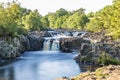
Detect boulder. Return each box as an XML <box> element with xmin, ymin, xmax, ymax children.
<box><xmin>27</xmin><ymin>35</ymin><xmax>44</xmax><ymax>51</ymax></box>
<box><xmin>59</xmin><ymin>37</ymin><xmax>90</xmax><ymax>52</ymax></box>
<box><xmin>39</xmin><ymin>31</ymin><xmax>52</xmax><ymax>37</ymax></box>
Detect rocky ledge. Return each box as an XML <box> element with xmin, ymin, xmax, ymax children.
<box><xmin>71</xmin><ymin>65</ymin><xmax>120</xmax><ymax>80</ymax></box>
<box><xmin>59</xmin><ymin>37</ymin><xmax>90</xmax><ymax>52</ymax></box>
<box><xmin>0</xmin><ymin>31</ymin><xmax>46</xmax><ymax>59</ymax></box>
<box><xmin>72</xmin><ymin>31</ymin><xmax>120</xmax><ymax>65</ymax></box>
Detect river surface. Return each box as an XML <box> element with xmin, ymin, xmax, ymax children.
<box><xmin>0</xmin><ymin>51</ymin><xmax>81</xmax><ymax>80</ymax></box>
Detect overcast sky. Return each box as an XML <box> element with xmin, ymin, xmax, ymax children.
<box><xmin>0</xmin><ymin>0</ymin><xmax>113</xmax><ymax>15</ymax></box>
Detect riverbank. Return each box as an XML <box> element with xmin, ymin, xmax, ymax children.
<box><xmin>57</xmin><ymin>31</ymin><xmax>120</xmax><ymax>80</ymax></box>
<box><xmin>1</xmin><ymin>30</ymin><xmax>120</xmax><ymax>65</ymax></box>
<box><xmin>75</xmin><ymin>32</ymin><xmax>120</xmax><ymax>66</ymax></box>
<box><xmin>71</xmin><ymin>65</ymin><xmax>120</xmax><ymax>80</ymax></box>
<box><xmin>0</xmin><ymin>31</ymin><xmax>45</xmax><ymax>59</ymax></box>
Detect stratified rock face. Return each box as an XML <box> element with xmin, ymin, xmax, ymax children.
<box><xmin>27</xmin><ymin>34</ymin><xmax>44</xmax><ymax>51</ymax></box>
<box><xmin>0</xmin><ymin>32</ymin><xmax>45</xmax><ymax>59</ymax></box>
<box><xmin>71</xmin><ymin>65</ymin><xmax>120</xmax><ymax>80</ymax></box>
<box><xmin>20</xmin><ymin>34</ymin><xmax>44</xmax><ymax>52</ymax></box>
<box><xmin>73</xmin><ymin>31</ymin><xmax>120</xmax><ymax>65</ymax></box>
<box><xmin>0</xmin><ymin>38</ymin><xmax>22</xmax><ymax>58</ymax></box>
<box><xmin>59</xmin><ymin>37</ymin><xmax>90</xmax><ymax>52</ymax></box>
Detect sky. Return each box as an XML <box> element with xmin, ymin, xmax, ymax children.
<box><xmin>0</xmin><ymin>0</ymin><xmax>113</xmax><ymax>16</ymax></box>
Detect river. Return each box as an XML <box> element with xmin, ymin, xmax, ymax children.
<box><xmin>0</xmin><ymin>51</ymin><xmax>81</xmax><ymax>80</ymax></box>
<box><xmin>0</xmin><ymin>32</ymin><xmax>86</xmax><ymax>80</ymax></box>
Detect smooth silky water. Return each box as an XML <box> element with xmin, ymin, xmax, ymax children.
<box><xmin>0</xmin><ymin>32</ymin><xmax>85</xmax><ymax>80</ymax></box>
<box><xmin>0</xmin><ymin>51</ymin><xmax>81</xmax><ymax>80</ymax></box>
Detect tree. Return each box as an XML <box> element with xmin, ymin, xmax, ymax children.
<box><xmin>56</xmin><ymin>8</ymin><xmax>68</xmax><ymax>17</ymax></box>
<box><xmin>86</xmin><ymin>0</ymin><xmax>120</xmax><ymax>39</ymax></box>
<box><xmin>22</xmin><ymin>10</ymin><xmax>42</xmax><ymax>31</ymax></box>
<box><xmin>47</xmin><ymin>13</ymin><xmax>57</xmax><ymax>28</ymax></box>
<box><xmin>41</xmin><ymin>16</ymin><xmax>49</xmax><ymax>28</ymax></box>
<box><xmin>0</xmin><ymin>3</ymin><xmax>18</xmax><ymax>37</ymax></box>
<box><xmin>66</xmin><ymin>9</ymin><xmax>89</xmax><ymax>29</ymax></box>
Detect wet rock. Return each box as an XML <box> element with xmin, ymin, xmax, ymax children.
<box><xmin>64</xmin><ymin>31</ymin><xmax>73</xmax><ymax>36</ymax></box>
<box><xmin>40</xmin><ymin>31</ymin><xmax>52</xmax><ymax>37</ymax></box>
<box><xmin>55</xmin><ymin>77</ymin><xmax>70</xmax><ymax>80</ymax></box>
<box><xmin>60</xmin><ymin>37</ymin><xmax>90</xmax><ymax>52</ymax></box>
<box><xmin>27</xmin><ymin>34</ymin><xmax>44</xmax><ymax>51</ymax></box>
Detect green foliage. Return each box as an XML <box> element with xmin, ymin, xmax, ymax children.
<box><xmin>1</xmin><ymin>0</ymin><xmax>120</xmax><ymax>40</ymax></box>
<box><xmin>56</xmin><ymin>8</ymin><xmax>68</xmax><ymax>17</ymax></box>
<box><xmin>87</xmin><ymin>12</ymin><xmax>94</xmax><ymax>18</ymax></box>
<box><xmin>42</xmin><ymin>8</ymin><xmax>89</xmax><ymax>30</ymax></box>
<box><xmin>97</xmin><ymin>51</ymin><xmax>120</xmax><ymax>65</ymax></box>
<box><xmin>66</xmin><ymin>9</ymin><xmax>89</xmax><ymax>29</ymax></box>
<box><xmin>0</xmin><ymin>2</ymin><xmax>19</xmax><ymax>37</ymax></box>
<box><xmin>86</xmin><ymin>0</ymin><xmax>120</xmax><ymax>39</ymax></box>
<box><xmin>22</xmin><ymin>10</ymin><xmax>42</xmax><ymax>31</ymax></box>
<box><xmin>0</xmin><ymin>1</ymin><xmax>89</xmax><ymax>36</ymax></box>
<box><xmin>0</xmin><ymin>2</ymin><xmax>43</xmax><ymax>37</ymax></box>
<box><xmin>41</xmin><ymin>16</ymin><xmax>49</xmax><ymax>28</ymax></box>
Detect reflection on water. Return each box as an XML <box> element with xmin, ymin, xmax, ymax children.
<box><xmin>0</xmin><ymin>51</ymin><xmax>80</xmax><ymax>80</ymax></box>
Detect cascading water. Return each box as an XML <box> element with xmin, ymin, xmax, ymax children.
<box><xmin>43</xmin><ymin>38</ymin><xmax>60</xmax><ymax>51</ymax></box>
<box><xmin>43</xmin><ymin>39</ymin><xmax>50</xmax><ymax>50</ymax></box>
<box><xmin>51</xmin><ymin>39</ymin><xmax>59</xmax><ymax>50</ymax></box>
<box><xmin>43</xmin><ymin>31</ymin><xmax>87</xmax><ymax>51</ymax></box>
<box><xmin>0</xmin><ymin>31</ymin><xmax>89</xmax><ymax>80</ymax></box>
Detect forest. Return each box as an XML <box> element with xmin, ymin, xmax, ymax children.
<box><xmin>0</xmin><ymin>0</ymin><xmax>120</xmax><ymax>39</ymax></box>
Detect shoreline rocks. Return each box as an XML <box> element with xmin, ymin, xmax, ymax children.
<box><xmin>0</xmin><ymin>32</ymin><xmax>45</xmax><ymax>59</ymax></box>
<box><xmin>71</xmin><ymin>65</ymin><xmax>120</xmax><ymax>80</ymax></box>
<box><xmin>59</xmin><ymin>37</ymin><xmax>90</xmax><ymax>52</ymax></box>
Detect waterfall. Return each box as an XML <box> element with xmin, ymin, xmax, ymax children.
<box><xmin>43</xmin><ymin>39</ymin><xmax>51</xmax><ymax>50</ymax></box>
<box><xmin>43</xmin><ymin>38</ymin><xmax>60</xmax><ymax>51</ymax></box>
<box><xmin>51</xmin><ymin>39</ymin><xmax>59</xmax><ymax>51</ymax></box>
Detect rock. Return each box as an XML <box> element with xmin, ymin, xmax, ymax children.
<box><xmin>40</xmin><ymin>31</ymin><xmax>52</xmax><ymax>37</ymax></box>
<box><xmin>107</xmin><ymin>65</ymin><xmax>116</xmax><ymax>71</ymax></box>
<box><xmin>71</xmin><ymin>65</ymin><xmax>120</xmax><ymax>80</ymax></box>
<box><xmin>55</xmin><ymin>77</ymin><xmax>70</xmax><ymax>80</ymax></box>
<box><xmin>64</xmin><ymin>31</ymin><xmax>73</xmax><ymax>36</ymax></box>
<box><xmin>0</xmin><ymin>31</ymin><xmax>45</xmax><ymax>59</ymax></box>
<box><xmin>27</xmin><ymin>34</ymin><xmax>44</xmax><ymax>51</ymax></box>
<box><xmin>0</xmin><ymin>38</ymin><xmax>21</xmax><ymax>58</ymax></box>
<box><xmin>59</xmin><ymin>37</ymin><xmax>90</xmax><ymax>52</ymax></box>
<box><xmin>75</xmin><ymin>33</ymin><xmax>120</xmax><ymax>65</ymax></box>
<box><xmin>19</xmin><ymin>35</ymin><xmax>30</xmax><ymax>51</ymax></box>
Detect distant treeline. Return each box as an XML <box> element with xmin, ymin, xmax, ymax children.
<box><xmin>0</xmin><ymin>0</ymin><xmax>120</xmax><ymax>39</ymax></box>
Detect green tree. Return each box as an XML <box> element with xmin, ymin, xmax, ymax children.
<box><xmin>41</xmin><ymin>16</ymin><xmax>49</xmax><ymax>28</ymax></box>
<box><xmin>0</xmin><ymin>3</ymin><xmax>19</xmax><ymax>37</ymax></box>
<box><xmin>86</xmin><ymin>0</ymin><xmax>120</xmax><ymax>39</ymax></box>
<box><xmin>22</xmin><ymin>10</ymin><xmax>42</xmax><ymax>31</ymax></box>
<box><xmin>56</xmin><ymin>8</ymin><xmax>68</xmax><ymax>17</ymax></box>
<box><xmin>47</xmin><ymin>13</ymin><xmax>57</xmax><ymax>28</ymax></box>
<box><xmin>66</xmin><ymin>9</ymin><xmax>89</xmax><ymax>29</ymax></box>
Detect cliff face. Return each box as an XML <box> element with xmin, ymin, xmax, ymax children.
<box><xmin>71</xmin><ymin>65</ymin><xmax>120</xmax><ymax>80</ymax></box>
<box><xmin>0</xmin><ymin>32</ymin><xmax>44</xmax><ymax>59</ymax></box>
<box><xmin>74</xmin><ymin>32</ymin><xmax>120</xmax><ymax>65</ymax></box>
<box><xmin>59</xmin><ymin>37</ymin><xmax>90</xmax><ymax>52</ymax></box>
